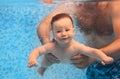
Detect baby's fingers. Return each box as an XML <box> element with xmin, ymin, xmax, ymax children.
<box><xmin>106</xmin><ymin>57</ymin><xmax>114</xmax><ymax>64</ymax></box>
<box><xmin>28</xmin><ymin>61</ymin><xmax>38</xmax><ymax>67</ymax></box>
<box><xmin>101</xmin><ymin>61</ymin><xmax>105</xmax><ymax>65</ymax></box>
<box><xmin>109</xmin><ymin>57</ymin><xmax>114</xmax><ymax>63</ymax></box>
<box><xmin>101</xmin><ymin>57</ymin><xmax>114</xmax><ymax>65</ymax></box>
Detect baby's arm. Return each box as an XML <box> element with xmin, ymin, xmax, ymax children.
<box><xmin>76</xmin><ymin>43</ymin><xmax>114</xmax><ymax>65</ymax></box>
<box><xmin>28</xmin><ymin>46</ymin><xmax>47</xmax><ymax>67</ymax></box>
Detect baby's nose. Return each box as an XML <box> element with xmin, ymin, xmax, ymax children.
<box><xmin>61</xmin><ymin>31</ymin><xmax>67</xmax><ymax>36</ymax></box>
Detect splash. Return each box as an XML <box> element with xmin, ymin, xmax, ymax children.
<box><xmin>39</xmin><ymin>0</ymin><xmax>82</xmax><ymax>4</ymax></box>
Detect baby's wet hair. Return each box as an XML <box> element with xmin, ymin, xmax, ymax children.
<box><xmin>51</xmin><ymin>13</ymin><xmax>73</xmax><ymax>29</ymax></box>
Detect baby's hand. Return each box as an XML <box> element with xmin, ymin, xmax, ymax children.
<box><xmin>28</xmin><ymin>58</ymin><xmax>38</xmax><ymax>68</ymax></box>
<box><xmin>101</xmin><ymin>56</ymin><xmax>114</xmax><ymax>65</ymax></box>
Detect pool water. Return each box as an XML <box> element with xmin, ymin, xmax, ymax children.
<box><xmin>0</xmin><ymin>1</ymin><xmax>87</xmax><ymax>79</ymax></box>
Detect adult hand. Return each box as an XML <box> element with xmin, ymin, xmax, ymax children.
<box><xmin>71</xmin><ymin>54</ymin><xmax>95</xmax><ymax>69</ymax></box>
<box><xmin>44</xmin><ymin>53</ymin><xmax>60</xmax><ymax>63</ymax></box>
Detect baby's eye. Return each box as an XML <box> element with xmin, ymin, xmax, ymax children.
<box><xmin>56</xmin><ymin>31</ymin><xmax>61</xmax><ymax>33</ymax></box>
<box><xmin>66</xmin><ymin>29</ymin><xmax>70</xmax><ymax>31</ymax></box>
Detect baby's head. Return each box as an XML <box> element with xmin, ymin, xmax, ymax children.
<box><xmin>51</xmin><ymin>13</ymin><xmax>73</xmax><ymax>28</ymax></box>
<box><xmin>51</xmin><ymin>13</ymin><xmax>75</xmax><ymax>44</ymax></box>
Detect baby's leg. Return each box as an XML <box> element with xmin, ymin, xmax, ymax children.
<box><xmin>38</xmin><ymin>66</ymin><xmax>46</xmax><ymax>75</ymax></box>
<box><xmin>38</xmin><ymin>57</ymin><xmax>53</xmax><ymax>75</ymax></box>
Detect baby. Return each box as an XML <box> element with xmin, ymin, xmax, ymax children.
<box><xmin>28</xmin><ymin>13</ymin><xmax>113</xmax><ymax>75</ymax></box>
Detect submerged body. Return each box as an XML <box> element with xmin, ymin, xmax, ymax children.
<box><xmin>28</xmin><ymin>13</ymin><xmax>113</xmax><ymax>75</ymax></box>
<box><xmin>37</xmin><ymin>1</ymin><xmax>120</xmax><ymax>79</ymax></box>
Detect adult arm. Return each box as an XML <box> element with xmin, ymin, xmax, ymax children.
<box><xmin>72</xmin><ymin>1</ymin><xmax>120</xmax><ymax>69</ymax></box>
<box><xmin>100</xmin><ymin>1</ymin><xmax>120</xmax><ymax>60</ymax></box>
<box><xmin>37</xmin><ymin>12</ymin><xmax>54</xmax><ymax>44</ymax></box>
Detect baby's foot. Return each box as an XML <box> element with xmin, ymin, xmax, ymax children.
<box><xmin>38</xmin><ymin>67</ymin><xmax>46</xmax><ymax>75</ymax></box>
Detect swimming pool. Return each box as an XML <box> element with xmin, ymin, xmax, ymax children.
<box><xmin>0</xmin><ymin>1</ymin><xmax>87</xmax><ymax>79</ymax></box>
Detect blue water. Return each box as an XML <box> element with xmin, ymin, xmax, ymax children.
<box><xmin>0</xmin><ymin>1</ymin><xmax>87</xmax><ymax>79</ymax></box>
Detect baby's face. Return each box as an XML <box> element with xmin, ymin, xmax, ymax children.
<box><xmin>52</xmin><ymin>17</ymin><xmax>74</xmax><ymax>44</ymax></box>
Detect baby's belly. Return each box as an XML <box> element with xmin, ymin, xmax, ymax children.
<box><xmin>60</xmin><ymin>58</ymin><xmax>72</xmax><ymax>64</ymax></box>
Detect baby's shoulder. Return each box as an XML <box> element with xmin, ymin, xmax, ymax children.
<box><xmin>72</xmin><ymin>40</ymin><xmax>86</xmax><ymax>49</ymax></box>
<box><xmin>41</xmin><ymin>42</ymin><xmax>55</xmax><ymax>51</ymax></box>
<box><xmin>44</xmin><ymin>42</ymin><xmax>55</xmax><ymax>48</ymax></box>
<box><xmin>72</xmin><ymin>40</ymin><xmax>82</xmax><ymax>46</ymax></box>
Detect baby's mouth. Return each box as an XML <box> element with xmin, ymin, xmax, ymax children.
<box><xmin>61</xmin><ymin>38</ymin><xmax>68</xmax><ymax>40</ymax></box>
